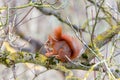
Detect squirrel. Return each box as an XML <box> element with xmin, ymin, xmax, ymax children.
<box><xmin>45</xmin><ymin>26</ymin><xmax>82</xmax><ymax>62</ymax></box>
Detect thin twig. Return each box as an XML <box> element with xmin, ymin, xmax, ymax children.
<box><xmin>91</xmin><ymin>0</ymin><xmax>105</xmax><ymax>47</ymax></box>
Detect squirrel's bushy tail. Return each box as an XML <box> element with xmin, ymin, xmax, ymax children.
<box><xmin>54</xmin><ymin>26</ymin><xmax>62</xmax><ymax>40</ymax></box>
<box><xmin>54</xmin><ymin>26</ymin><xmax>82</xmax><ymax>60</ymax></box>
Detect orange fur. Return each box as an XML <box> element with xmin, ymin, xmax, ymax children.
<box><xmin>45</xmin><ymin>26</ymin><xmax>82</xmax><ymax>62</ymax></box>
<box><xmin>53</xmin><ymin>26</ymin><xmax>62</xmax><ymax>40</ymax></box>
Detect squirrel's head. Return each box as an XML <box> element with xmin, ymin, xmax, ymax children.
<box><xmin>45</xmin><ymin>35</ymin><xmax>58</xmax><ymax>52</ymax></box>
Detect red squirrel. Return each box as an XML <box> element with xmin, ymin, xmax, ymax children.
<box><xmin>45</xmin><ymin>26</ymin><xmax>82</xmax><ymax>62</ymax></box>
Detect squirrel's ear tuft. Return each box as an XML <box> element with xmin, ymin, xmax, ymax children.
<box><xmin>48</xmin><ymin>35</ymin><xmax>52</xmax><ymax>40</ymax></box>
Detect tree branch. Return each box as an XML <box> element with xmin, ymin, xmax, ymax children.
<box><xmin>36</xmin><ymin>7</ymin><xmax>79</xmax><ymax>31</ymax></box>
<box><xmin>0</xmin><ymin>50</ymin><xmax>93</xmax><ymax>70</ymax></box>
<box><xmin>80</xmin><ymin>26</ymin><xmax>120</xmax><ymax>62</ymax></box>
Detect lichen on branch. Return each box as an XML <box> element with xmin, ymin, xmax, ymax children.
<box><xmin>80</xmin><ymin>26</ymin><xmax>120</xmax><ymax>62</ymax></box>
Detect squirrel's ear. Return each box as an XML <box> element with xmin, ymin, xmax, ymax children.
<box><xmin>48</xmin><ymin>35</ymin><xmax>52</xmax><ymax>40</ymax></box>
<box><xmin>48</xmin><ymin>35</ymin><xmax>57</xmax><ymax>42</ymax></box>
<box><xmin>48</xmin><ymin>35</ymin><xmax>55</xmax><ymax>40</ymax></box>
